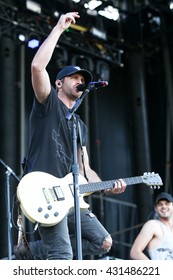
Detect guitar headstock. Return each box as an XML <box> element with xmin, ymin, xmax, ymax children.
<box><xmin>142</xmin><ymin>172</ymin><xmax>163</xmax><ymax>189</ymax></box>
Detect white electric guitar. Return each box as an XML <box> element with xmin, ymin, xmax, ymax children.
<box><xmin>17</xmin><ymin>171</ymin><xmax>162</xmax><ymax>227</ymax></box>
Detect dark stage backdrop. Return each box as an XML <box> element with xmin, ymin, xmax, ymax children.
<box><xmin>0</xmin><ymin>34</ymin><xmax>171</xmax><ymax>259</ymax></box>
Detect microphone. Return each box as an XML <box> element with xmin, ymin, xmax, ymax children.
<box><xmin>77</xmin><ymin>81</ymin><xmax>108</xmax><ymax>91</ymax></box>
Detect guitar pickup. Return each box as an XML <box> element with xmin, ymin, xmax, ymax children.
<box><xmin>53</xmin><ymin>186</ymin><xmax>65</xmax><ymax>201</ymax></box>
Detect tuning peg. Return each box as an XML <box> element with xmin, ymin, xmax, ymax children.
<box><xmin>150</xmin><ymin>185</ymin><xmax>161</xmax><ymax>189</ymax></box>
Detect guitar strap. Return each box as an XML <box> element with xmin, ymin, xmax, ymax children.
<box><xmin>16</xmin><ymin>138</ymin><xmax>35</xmax><ymax>257</ymax></box>
<box><xmin>78</xmin><ymin>120</ymin><xmax>89</xmax><ymax>182</ymax></box>
<box><xmin>16</xmin><ymin>204</ymin><xmax>34</xmax><ymax>259</ymax></box>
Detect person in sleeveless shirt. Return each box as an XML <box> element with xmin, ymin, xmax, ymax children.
<box><xmin>130</xmin><ymin>192</ymin><xmax>173</xmax><ymax>260</ymax></box>
<box><xmin>15</xmin><ymin>12</ymin><xmax>126</xmax><ymax>260</ymax></box>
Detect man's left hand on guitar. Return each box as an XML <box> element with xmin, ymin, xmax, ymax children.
<box><xmin>104</xmin><ymin>179</ymin><xmax>126</xmax><ymax>195</ymax></box>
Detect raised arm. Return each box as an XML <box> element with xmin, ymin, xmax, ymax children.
<box><xmin>31</xmin><ymin>12</ymin><xmax>80</xmax><ymax>103</ymax></box>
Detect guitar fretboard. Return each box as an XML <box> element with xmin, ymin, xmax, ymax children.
<box><xmin>79</xmin><ymin>176</ymin><xmax>143</xmax><ymax>194</ymax></box>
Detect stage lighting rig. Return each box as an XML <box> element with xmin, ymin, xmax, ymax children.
<box><xmin>26</xmin><ymin>0</ymin><xmax>41</xmax><ymax>14</ymax></box>
<box><xmin>90</xmin><ymin>27</ymin><xmax>107</xmax><ymax>41</ymax></box>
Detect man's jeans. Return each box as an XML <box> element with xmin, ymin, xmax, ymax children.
<box><xmin>30</xmin><ymin>209</ymin><xmax>110</xmax><ymax>259</ymax></box>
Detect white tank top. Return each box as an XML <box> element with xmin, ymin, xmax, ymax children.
<box><xmin>147</xmin><ymin>220</ymin><xmax>173</xmax><ymax>260</ymax></box>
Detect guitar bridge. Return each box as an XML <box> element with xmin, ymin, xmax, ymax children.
<box><xmin>53</xmin><ymin>186</ymin><xmax>65</xmax><ymax>201</ymax></box>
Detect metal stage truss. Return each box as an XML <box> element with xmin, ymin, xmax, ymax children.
<box><xmin>0</xmin><ymin>0</ymin><xmax>124</xmax><ymax>67</ymax></box>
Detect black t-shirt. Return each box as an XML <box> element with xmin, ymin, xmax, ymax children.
<box><xmin>26</xmin><ymin>86</ymin><xmax>87</xmax><ymax>178</ymax></box>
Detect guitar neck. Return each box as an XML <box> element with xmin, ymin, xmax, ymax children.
<box><xmin>79</xmin><ymin>176</ymin><xmax>144</xmax><ymax>194</ymax></box>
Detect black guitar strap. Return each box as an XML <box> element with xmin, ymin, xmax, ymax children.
<box><xmin>78</xmin><ymin>121</ymin><xmax>89</xmax><ymax>182</ymax></box>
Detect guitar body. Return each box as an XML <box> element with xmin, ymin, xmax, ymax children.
<box><xmin>17</xmin><ymin>171</ymin><xmax>162</xmax><ymax>227</ymax></box>
<box><xmin>17</xmin><ymin>172</ymin><xmax>89</xmax><ymax>227</ymax></box>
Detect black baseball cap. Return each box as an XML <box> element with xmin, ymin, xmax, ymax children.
<box><xmin>56</xmin><ymin>65</ymin><xmax>93</xmax><ymax>84</ymax></box>
<box><xmin>155</xmin><ymin>192</ymin><xmax>173</xmax><ymax>204</ymax></box>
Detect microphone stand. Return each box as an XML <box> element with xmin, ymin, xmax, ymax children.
<box><xmin>0</xmin><ymin>159</ymin><xmax>20</xmax><ymax>260</ymax></box>
<box><xmin>66</xmin><ymin>86</ymin><xmax>90</xmax><ymax>260</ymax></box>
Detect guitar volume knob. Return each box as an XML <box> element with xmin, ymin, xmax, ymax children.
<box><xmin>54</xmin><ymin>212</ymin><xmax>59</xmax><ymax>217</ymax></box>
<box><xmin>38</xmin><ymin>207</ymin><xmax>43</xmax><ymax>212</ymax></box>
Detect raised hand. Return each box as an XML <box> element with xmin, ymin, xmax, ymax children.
<box><xmin>57</xmin><ymin>12</ymin><xmax>80</xmax><ymax>31</ymax></box>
